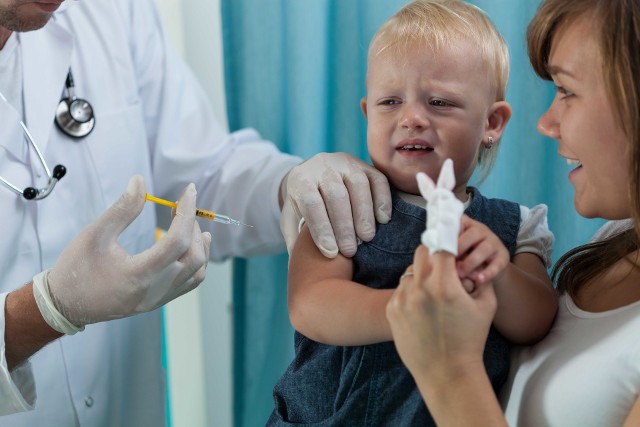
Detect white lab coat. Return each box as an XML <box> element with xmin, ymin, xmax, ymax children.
<box><xmin>0</xmin><ymin>0</ymin><xmax>300</xmax><ymax>424</ymax></box>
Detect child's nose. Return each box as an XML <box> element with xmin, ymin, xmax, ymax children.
<box><xmin>399</xmin><ymin>104</ymin><xmax>429</xmax><ymax>130</ymax></box>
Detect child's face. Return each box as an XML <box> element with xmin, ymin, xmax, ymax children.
<box><xmin>362</xmin><ymin>38</ymin><xmax>498</xmax><ymax>199</ymax></box>
<box><xmin>537</xmin><ymin>15</ymin><xmax>630</xmax><ymax>220</ymax></box>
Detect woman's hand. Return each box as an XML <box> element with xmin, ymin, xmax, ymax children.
<box><xmin>387</xmin><ymin>246</ymin><xmax>508</xmax><ymax>426</ymax></box>
<box><xmin>386</xmin><ymin>245</ymin><xmax>497</xmax><ymax>387</ymax></box>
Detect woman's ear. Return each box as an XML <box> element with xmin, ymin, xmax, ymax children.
<box><xmin>485</xmin><ymin>101</ymin><xmax>512</xmax><ymax>142</ymax></box>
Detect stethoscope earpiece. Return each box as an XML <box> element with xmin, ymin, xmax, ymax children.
<box><xmin>55</xmin><ymin>70</ymin><xmax>95</xmax><ymax>138</ymax></box>
<box><xmin>21</xmin><ymin>164</ymin><xmax>66</xmax><ymax>200</ymax></box>
<box><xmin>23</xmin><ymin>187</ymin><xmax>38</xmax><ymax>200</ymax></box>
<box><xmin>53</xmin><ymin>164</ymin><xmax>67</xmax><ymax>180</ymax></box>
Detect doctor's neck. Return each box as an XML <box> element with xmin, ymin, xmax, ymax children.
<box><xmin>0</xmin><ymin>27</ymin><xmax>10</xmax><ymax>49</ymax></box>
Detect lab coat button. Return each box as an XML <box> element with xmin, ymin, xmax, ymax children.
<box><xmin>85</xmin><ymin>396</ymin><xmax>94</xmax><ymax>407</ymax></box>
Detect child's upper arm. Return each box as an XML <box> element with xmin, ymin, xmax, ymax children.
<box><xmin>623</xmin><ymin>395</ymin><xmax>640</xmax><ymax>427</ymax></box>
<box><xmin>287</xmin><ymin>224</ymin><xmax>353</xmax><ymax>312</ymax></box>
<box><xmin>494</xmin><ymin>251</ymin><xmax>557</xmax><ymax>344</ymax></box>
<box><xmin>288</xmin><ymin>225</ymin><xmax>398</xmax><ymax>345</ymax></box>
<box><xmin>512</xmin><ymin>251</ymin><xmax>553</xmax><ymax>288</ymax></box>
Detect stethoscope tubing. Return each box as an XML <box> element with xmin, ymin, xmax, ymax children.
<box><xmin>0</xmin><ymin>69</ymin><xmax>92</xmax><ymax>199</ymax></box>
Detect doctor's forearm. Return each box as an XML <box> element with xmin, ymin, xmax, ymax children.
<box><xmin>5</xmin><ymin>284</ymin><xmax>62</xmax><ymax>370</ymax></box>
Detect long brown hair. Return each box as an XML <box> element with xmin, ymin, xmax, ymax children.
<box><xmin>527</xmin><ymin>0</ymin><xmax>640</xmax><ymax>295</ymax></box>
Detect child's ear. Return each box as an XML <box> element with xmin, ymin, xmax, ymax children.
<box><xmin>360</xmin><ymin>97</ymin><xmax>368</xmax><ymax>119</ymax></box>
<box><xmin>485</xmin><ymin>100</ymin><xmax>512</xmax><ymax>141</ymax></box>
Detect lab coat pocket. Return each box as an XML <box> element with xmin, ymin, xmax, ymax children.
<box><xmin>84</xmin><ymin>100</ymin><xmax>155</xmax><ymax>252</ymax></box>
<box><xmin>85</xmin><ymin>101</ymin><xmax>152</xmax><ymax>203</ymax></box>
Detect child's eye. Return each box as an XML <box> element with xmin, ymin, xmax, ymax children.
<box><xmin>430</xmin><ymin>99</ymin><xmax>450</xmax><ymax>107</ymax></box>
<box><xmin>379</xmin><ymin>98</ymin><xmax>401</xmax><ymax>106</ymax></box>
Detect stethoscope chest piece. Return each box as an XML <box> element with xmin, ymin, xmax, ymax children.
<box><xmin>55</xmin><ymin>69</ymin><xmax>95</xmax><ymax>138</ymax></box>
<box><xmin>55</xmin><ymin>97</ymin><xmax>95</xmax><ymax>138</ymax></box>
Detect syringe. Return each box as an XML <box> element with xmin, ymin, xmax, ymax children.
<box><xmin>145</xmin><ymin>193</ymin><xmax>253</xmax><ymax>227</ymax></box>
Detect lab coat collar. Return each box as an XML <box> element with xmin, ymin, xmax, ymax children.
<box><xmin>20</xmin><ymin>17</ymin><xmax>73</xmax><ymax>159</ymax></box>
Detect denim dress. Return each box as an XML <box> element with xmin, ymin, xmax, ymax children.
<box><xmin>268</xmin><ymin>188</ymin><xmax>520</xmax><ymax>426</ymax></box>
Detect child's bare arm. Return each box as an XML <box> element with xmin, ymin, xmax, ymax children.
<box><xmin>287</xmin><ymin>225</ymin><xmax>393</xmax><ymax>346</ymax></box>
<box><xmin>456</xmin><ymin>215</ymin><xmax>557</xmax><ymax>345</ymax></box>
<box><xmin>490</xmin><ymin>252</ymin><xmax>557</xmax><ymax>344</ymax></box>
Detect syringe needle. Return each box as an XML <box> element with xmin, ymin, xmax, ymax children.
<box><xmin>146</xmin><ymin>193</ymin><xmax>253</xmax><ymax>227</ymax></box>
<box><xmin>208</xmin><ymin>212</ymin><xmax>254</xmax><ymax>227</ymax></box>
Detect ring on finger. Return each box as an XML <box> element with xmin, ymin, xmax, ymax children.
<box><xmin>400</xmin><ymin>271</ymin><xmax>414</xmax><ymax>279</ymax></box>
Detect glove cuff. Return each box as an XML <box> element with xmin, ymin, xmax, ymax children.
<box><xmin>32</xmin><ymin>270</ymin><xmax>84</xmax><ymax>335</ymax></box>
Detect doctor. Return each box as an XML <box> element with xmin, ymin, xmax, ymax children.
<box><xmin>0</xmin><ymin>0</ymin><xmax>391</xmax><ymax>425</ymax></box>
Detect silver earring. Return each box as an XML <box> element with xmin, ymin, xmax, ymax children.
<box><xmin>486</xmin><ymin>136</ymin><xmax>494</xmax><ymax>149</ymax></box>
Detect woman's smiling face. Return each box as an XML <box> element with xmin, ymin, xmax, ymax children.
<box><xmin>537</xmin><ymin>13</ymin><xmax>630</xmax><ymax>220</ymax></box>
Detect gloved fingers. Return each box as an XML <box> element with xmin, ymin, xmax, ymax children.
<box><xmin>174</xmin><ymin>222</ymin><xmax>210</xmax><ymax>284</ymax></box>
<box><xmin>191</xmin><ymin>231</ymin><xmax>212</xmax><ymax>285</ymax></box>
<box><xmin>297</xmin><ymin>189</ymin><xmax>339</xmax><ymax>259</ymax></box>
<box><xmin>362</xmin><ymin>164</ymin><xmax>392</xmax><ymax>225</ymax></box>
<box><xmin>343</xmin><ymin>171</ymin><xmax>376</xmax><ymax>243</ymax></box>
<box><xmin>162</xmin><ymin>237</ymin><xmax>210</xmax><ymax>305</ymax></box>
<box><xmin>131</xmin><ymin>260</ymin><xmax>183</xmax><ymax>313</ymax></box>
<box><xmin>280</xmin><ymin>200</ymin><xmax>304</xmax><ymax>255</ymax></box>
<box><xmin>159</xmin><ymin>227</ymin><xmax>211</xmax><ymax>308</ymax></box>
<box><xmin>135</xmin><ymin>184</ymin><xmax>197</xmax><ymax>271</ymax></box>
<box><xmin>150</xmin><ymin>268</ymin><xmax>202</xmax><ymax>311</ymax></box>
<box><xmin>319</xmin><ymin>178</ymin><xmax>358</xmax><ymax>257</ymax></box>
<box><xmin>92</xmin><ymin>175</ymin><xmax>147</xmax><ymax>244</ymax></box>
<box><xmin>171</xmin><ymin>276</ymin><xmax>201</xmax><ymax>302</ymax></box>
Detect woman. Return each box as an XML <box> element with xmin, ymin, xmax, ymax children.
<box><xmin>386</xmin><ymin>0</ymin><xmax>640</xmax><ymax>425</ymax></box>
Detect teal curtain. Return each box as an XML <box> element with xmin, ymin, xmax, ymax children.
<box><xmin>221</xmin><ymin>1</ymin><xmax>605</xmax><ymax>426</ymax></box>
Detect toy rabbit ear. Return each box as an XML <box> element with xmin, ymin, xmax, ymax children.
<box><xmin>436</xmin><ymin>159</ymin><xmax>456</xmax><ymax>191</ymax></box>
<box><xmin>416</xmin><ymin>171</ymin><xmax>436</xmax><ymax>200</ymax></box>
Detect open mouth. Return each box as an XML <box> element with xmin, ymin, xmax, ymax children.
<box><xmin>566</xmin><ymin>158</ymin><xmax>582</xmax><ymax>168</ymax></box>
<box><xmin>397</xmin><ymin>145</ymin><xmax>434</xmax><ymax>152</ymax></box>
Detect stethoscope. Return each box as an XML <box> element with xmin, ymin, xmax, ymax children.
<box><xmin>0</xmin><ymin>69</ymin><xmax>94</xmax><ymax>200</ymax></box>
<box><xmin>55</xmin><ymin>69</ymin><xmax>95</xmax><ymax>138</ymax></box>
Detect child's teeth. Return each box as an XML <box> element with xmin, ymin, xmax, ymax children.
<box><xmin>567</xmin><ymin>159</ymin><xmax>580</xmax><ymax>166</ymax></box>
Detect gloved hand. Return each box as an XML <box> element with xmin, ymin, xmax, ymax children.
<box><xmin>280</xmin><ymin>152</ymin><xmax>392</xmax><ymax>258</ymax></box>
<box><xmin>33</xmin><ymin>176</ymin><xmax>212</xmax><ymax>334</ymax></box>
<box><xmin>416</xmin><ymin>158</ymin><xmax>464</xmax><ymax>256</ymax></box>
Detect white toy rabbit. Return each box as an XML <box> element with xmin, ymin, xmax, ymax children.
<box><xmin>416</xmin><ymin>158</ymin><xmax>464</xmax><ymax>255</ymax></box>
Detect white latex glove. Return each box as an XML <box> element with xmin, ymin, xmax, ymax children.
<box><xmin>33</xmin><ymin>176</ymin><xmax>212</xmax><ymax>334</ymax></box>
<box><xmin>281</xmin><ymin>152</ymin><xmax>392</xmax><ymax>258</ymax></box>
<box><xmin>417</xmin><ymin>159</ymin><xmax>464</xmax><ymax>256</ymax></box>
